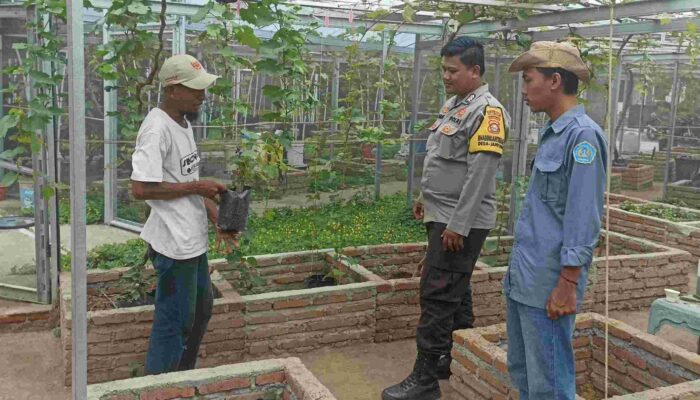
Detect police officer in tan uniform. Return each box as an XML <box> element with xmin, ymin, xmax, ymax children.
<box><xmin>383</xmin><ymin>37</ymin><xmax>510</xmax><ymax>400</ymax></box>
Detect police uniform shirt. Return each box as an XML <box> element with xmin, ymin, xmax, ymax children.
<box><xmin>420</xmin><ymin>83</ymin><xmax>511</xmax><ymax>236</ymax></box>
<box><xmin>504</xmin><ymin>105</ymin><xmax>608</xmax><ymax>310</ymax></box>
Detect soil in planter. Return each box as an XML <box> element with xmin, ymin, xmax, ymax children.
<box><xmin>371</xmin><ymin>265</ymin><xmax>416</xmax><ymax>280</ymax></box>
<box><xmin>305</xmin><ymin>274</ymin><xmax>337</xmax><ymax>288</ymax></box>
<box><xmin>87</xmin><ymin>289</ymin><xmax>155</xmax><ymax>312</ymax></box>
<box><xmin>87</xmin><ymin>286</ymin><xmax>221</xmax><ymax>311</ymax></box>
<box><xmin>593</xmin><ymin>243</ymin><xmax>639</xmax><ymax>257</ymax></box>
<box><xmin>230</xmin><ymin>265</ymin><xmax>358</xmax><ymax>296</ymax></box>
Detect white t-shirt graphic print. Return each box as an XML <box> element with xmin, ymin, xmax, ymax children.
<box><xmin>131</xmin><ymin>108</ymin><xmax>208</xmax><ymax>260</ymax></box>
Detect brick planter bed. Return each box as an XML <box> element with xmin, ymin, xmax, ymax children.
<box><xmin>341</xmin><ymin>232</ymin><xmax>690</xmax><ymax>342</ymax></box>
<box><xmin>341</xmin><ymin>240</ymin><xmax>510</xmax><ymax>343</ymax></box>
<box><xmin>614</xmin><ymin>164</ymin><xmax>654</xmax><ymax>190</ymax></box>
<box><xmin>60</xmin><ymin>249</ymin><xmax>377</xmax><ymax>385</ymax></box>
<box><xmin>86</xmin><ymin>357</ymin><xmax>335</xmax><ymax>400</ymax></box>
<box><xmin>630</xmin><ymin>154</ymin><xmax>676</xmax><ymax>182</ymax></box>
<box><xmin>450</xmin><ymin>313</ymin><xmax>700</xmax><ymax>400</ymax></box>
<box><xmin>60</xmin><ymin>233</ymin><xmax>691</xmax><ymax>385</ymax></box>
<box><xmin>0</xmin><ymin>303</ymin><xmax>54</xmax><ymax>333</ymax></box>
<box><xmin>667</xmin><ymin>181</ymin><xmax>700</xmax><ymax>209</ymax></box>
<box><xmin>605</xmin><ymin>197</ymin><xmax>700</xmax><ymax>262</ymax></box>
<box><xmin>610</xmin><ymin>172</ymin><xmax>622</xmax><ymax>193</ymax></box>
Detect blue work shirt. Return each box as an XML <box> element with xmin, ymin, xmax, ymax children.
<box><xmin>504</xmin><ymin>105</ymin><xmax>607</xmax><ymax>310</ymax></box>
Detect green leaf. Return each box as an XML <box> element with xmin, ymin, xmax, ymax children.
<box><xmin>366</xmin><ymin>8</ymin><xmax>390</xmax><ymax>20</ymax></box>
<box><xmin>0</xmin><ymin>147</ymin><xmax>25</xmax><ymax>160</ymax></box>
<box><xmin>206</xmin><ymin>23</ymin><xmax>223</xmax><ymax>38</ymax></box>
<box><xmin>255</xmin><ymin>59</ymin><xmax>284</xmax><ymax>75</ymax></box>
<box><xmin>456</xmin><ymin>9</ymin><xmax>475</xmax><ymax>24</ymax></box>
<box><xmin>261</xmin><ymin>164</ymin><xmax>279</xmax><ymax>179</ymax></box>
<box><xmin>0</xmin><ymin>114</ymin><xmax>19</xmax><ymax>139</ymax></box>
<box><xmin>516</xmin><ymin>10</ymin><xmax>529</xmax><ymax>21</ymax></box>
<box><xmin>261</xmin><ymin>112</ymin><xmax>282</xmax><ymax>122</ymax></box>
<box><xmin>688</xmin><ymin>22</ymin><xmax>698</xmax><ymax>34</ymax></box>
<box><xmin>42</xmin><ymin>186</ymin><xmax>55</xmax><ymax>201</ymax></box>
<box><xmin>235</xmin><ymin>26</ymin><xmax>261</xmax><ymax>49</ymax></box>
<box><xmin>191</xmin><ymin>1</ymin><xmax>213</xmax><ymax>23</ymax></box>
<box><xmin>402</xmin><ymin>4</ymin><xmax>415</xmax><ymax>23</ymax></box>
<box><xmin>262</xmin><ymin>85</ymin><xmax>286</xmax><ymax>101</ymax></box>
<box><xmin>28</xmin><ymin>70</ymin><xmax>55</xmax><ymax>84</ymax></box>
<box><xmin>660</xmin><ymin>17</ymin><xmax>671</xmax><ymax>25</ymax></box>
<box><xmin>127</xmin><ymin>2</ymin><xmax>149</xmax><ymax>15</ymax></box>
<box><xmin>516</xmin><ymin>34</ymin><xmax>532</xmax><ymax>50</ymax></box>
<box><xmin>0</xmin><ymin>172</ymin><xmax>18</xmax><ymax>187</ymax></box>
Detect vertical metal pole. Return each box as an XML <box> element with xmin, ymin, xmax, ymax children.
<box><xmin>330</xmin><ymin>57</ymin><xmax>340</xmax><ymax>158</ymax></box>
<box><xmin>173</xmin><ymin>16</ymin><xmax>186</xmax><ymax>55</ymax></box>
<box><xmin>375</xmin><ymin>31</ymin><xmax>388</xmax><ymax>200</ymax></box>
<box><xmin>493</xmin><ymin>54</ymin><xmax>501</xmax><ymax>99</ymax></box>
<box><xmin>35</xmin><ymin>11</ymin><xmax>55</xmax><ymax>304</ymax></box>
<box><xmin>103</xmin><ymin>21</ymin><xmax>117</xmax><ymax>224</ymax></box>
<box><xmin>25</xmin><ymin>6</ymin><xmax>50</xmax><ymax>303</ymax></box>
<box><xmin>663</xmin><ymin>61</ymin><xmax>681</xmax><ymax>198</ymax></box>
<box><xmin>37</xmin><ymin>11</ymin><xmax>61</xmax><ymax>303</ymax></box>
<box><xmin>508</xmin><ymin>78</ymin><xmax>529</xmax><ymax>234</ymax></box>
<box><xmin>636</xmin><ymin>77</ymin><xmax>646</xmax><ymax>154</ymax></box>
<box><xmin>407</xmin><ymin>34</ymin><xmax>421</xmax><ymax>206</ymax></box>
<box><xmin>611</xmin><ymin>62</ymin><xmax>622</xmax><ymax>159</ymax></box>
<box><xmin>0</xmin><ymin>34</ymin><xmax>4</xmax><ymax>182</ymax></box>
<box><xmin>67</xmin><ymin>0</ymin><xmax>87</xmax><ymax>397</ymax></box>
<box><xmin>46</xmin><ymin>76</ymin><xmax>60</xmax><ymax>303</ymax></box>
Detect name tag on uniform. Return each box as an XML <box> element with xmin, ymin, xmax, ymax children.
<box><xmin>468</xmin><ymin>106</ymin><xmax>506</xmax><ymax>155</ymax></box>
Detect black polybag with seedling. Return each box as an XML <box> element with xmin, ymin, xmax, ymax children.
<box><xmin>217</xmin><ymin>187</ymin><xmax>252</xmax><ymax>232</ymax></box>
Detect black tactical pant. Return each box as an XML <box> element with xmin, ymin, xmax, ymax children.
<box><xmin>416</xmin><ymin>222</ymin><xmax>490</xmax><ymax>355</ymax></box>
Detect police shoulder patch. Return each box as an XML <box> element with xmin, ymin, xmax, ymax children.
<box><xmin>573</xmin><ymin>141</ymin><xmax>597</xmax><ymax>164</ymax></box>
<box><xmin>468</xmin><ymin>106</ymin><xmax>505</xmax><ymax>155</ymax></box>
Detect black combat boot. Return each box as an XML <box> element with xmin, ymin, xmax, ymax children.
<box><xmin>437</xmin><ymin>354</ymin><xmax>451</xmax><ymax>380</ymax></box>
<box><xmin>381</xmin><ymin>352</ymin><xmax>441</xmax><ymax>400</ymax></box>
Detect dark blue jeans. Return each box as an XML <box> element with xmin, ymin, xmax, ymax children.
<box><xmin>507</xmin><ymin>297</ymin><xmax>576</xmax><ymax>400</ymax></box>
<box><xmin>145</xmin><ymin>250</ymin><xmax>213</xmax><ymax>375</ymax></box>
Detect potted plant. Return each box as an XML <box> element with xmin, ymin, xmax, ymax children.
<box><xmin>220</xmin><ymin>130</ymin><xmax>288</xmax><ymax>230</ymax></box>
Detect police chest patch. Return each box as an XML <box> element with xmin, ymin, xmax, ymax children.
<box><xmin>573</xmin><ymin>141</ymin><xmax>596</xmax><ymax>164</ymax></box>
<box><xmin>440</xmin><ymin>122</ymin><xmax>457</xmax><ymax>136</ymax></box>
<box><xmin>455</xmin><ymin>106</ymin><xmax>468</xmax><ymax>119</ymax></box>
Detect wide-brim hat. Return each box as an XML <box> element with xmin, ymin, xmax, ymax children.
<box><xmin>509</xmin><ymin>41</ymin><xmax>590</xmax><ymax>83</ymax></box>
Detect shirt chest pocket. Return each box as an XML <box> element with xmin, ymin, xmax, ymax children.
<box><xmin>533</xmin><ymin>157</ymin><xmax>566</xmax><ymax>203</ymax></box>
<box><xmin>433</xmin><ymin>123</ymin><xmax>467</xmax><ymax>161</ymax></box>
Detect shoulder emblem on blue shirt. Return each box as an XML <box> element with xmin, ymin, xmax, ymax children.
<box><xmin>573</xmin><ymin>141</ymin><xmax>596</xmax><ymax>164</ymax></box>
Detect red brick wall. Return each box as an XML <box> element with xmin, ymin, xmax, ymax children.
<box><xmin>86</xmin><ymin>357</ymin><xmax>335</xmax><ymax>400</ymax></box>
<box><xmin>450</xmin><ymin>314</ymin><xmax>700</xmax><ymax>400</ymax></box>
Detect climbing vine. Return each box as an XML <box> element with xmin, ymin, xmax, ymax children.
<box><xmin>0</xmin><ymin>0</ymin><xmax>66</xmax><ymax>191</ymax></box>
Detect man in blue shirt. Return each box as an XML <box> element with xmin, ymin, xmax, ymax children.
<box><xmin>505</xmin><ymin>42</ymin><xmax>607</xmax><ymax>399</ymax></box>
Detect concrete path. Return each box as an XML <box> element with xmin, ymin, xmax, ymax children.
<box><xmin>0</xmin><ymin>197</ymin><xmax>139</xmax><ymax>291</ymax></box>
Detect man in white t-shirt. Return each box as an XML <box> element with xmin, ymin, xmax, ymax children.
<box><xmin>130</xmin><ymin>54</ymin><xmax>237</xmax><ymax>374</ymax></box>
